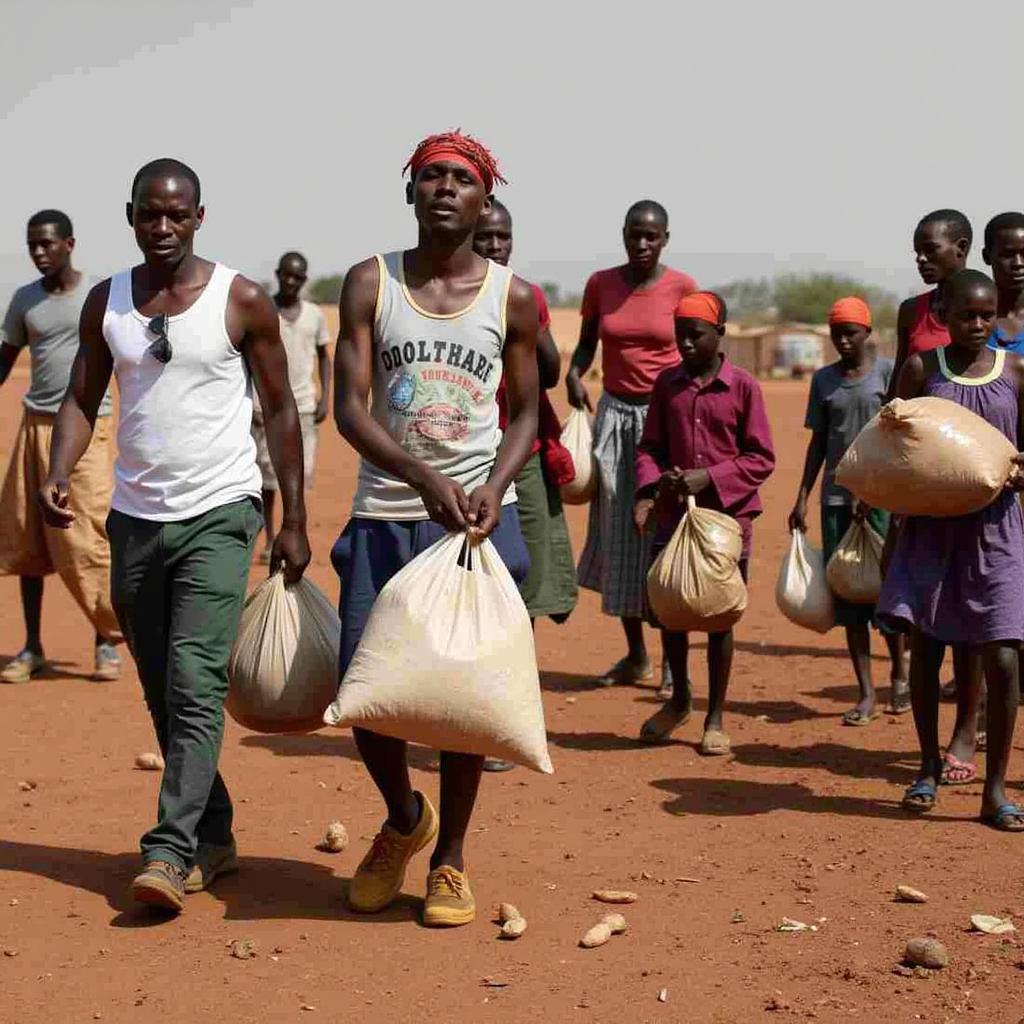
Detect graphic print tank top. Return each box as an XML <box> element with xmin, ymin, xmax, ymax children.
<box><xmin>352</xmin><ymin>252</ymin><xmax>516</xmax><ymax>520</ymax></box>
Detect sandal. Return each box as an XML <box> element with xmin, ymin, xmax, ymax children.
<box><xmin>639</xmin><ymin>703</ymin><xmax>691</xmax><ymax>745</ymax></box>
<box><xmin>901</xmin><ymin>779</ymin><xmax>937</xmax><ymax>813</ymax></box>
<box><xmin>596</xmin><ymin>657</ymin><xmax>653</xmax><ymax>688</ymax></box>
<box><xmin>700</xmin><ymin>729</ymin><xmax>731</xmax><ymax>757</ymax></box>
<box><xmin>939</xmin><ymin>752</ymin><xmax>977</xmax><ymax>786</ymax></box>
<box><xmin>887</xmin><ymin>688</ymin><xmax>912</xmax><ymax>715</ymax></box>
<box><xmin>842</xmin><ymin>707</ymin><xmax>880</xmax><ymax>727</ymax></box>
<box><xmin>980</xmin><ymin>803</ymin><xmax>1024</xmax><ymax>832</ymax></box>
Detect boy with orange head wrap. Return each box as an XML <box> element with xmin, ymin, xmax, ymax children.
<box><xmin>790</xmin><ymin>296</ymin><xmax>907</xmax><ymax>726</ymax></box>
<box><xmin>633</xmin><ymin>292</ymin><xmax>775</xmax><ymax>754</ymax></box>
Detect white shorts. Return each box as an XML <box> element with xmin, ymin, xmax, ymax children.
<box><xmin>252</xmin><ymin>411</ymin><xmax>318</xmax><ymax>491</ymax></box>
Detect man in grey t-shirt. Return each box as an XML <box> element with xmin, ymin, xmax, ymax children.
<box><xmin>0</xmin><ymin>209</ymin><xmax>121</xmax><ymax>683</ymax></box>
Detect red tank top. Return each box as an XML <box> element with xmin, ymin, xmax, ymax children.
<box><xmin>908</xmin><ymin>291</ymin><xmax>949</xmax><ymax>355</ymax></box>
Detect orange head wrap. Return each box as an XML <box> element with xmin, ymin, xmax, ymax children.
<box><xmin>675</xmin><ymin>291</ymin><xmax>724</xmax><ymax>325</ymax></box>
<box><xmin>828</xmin><ymin>296</ymin><xmax>872</xmax><ymax>328</ymax></box>
<box><xmin>403</xmin><ymin>130</ymin><xmax>507</xmax><ymax>194</ymax></box>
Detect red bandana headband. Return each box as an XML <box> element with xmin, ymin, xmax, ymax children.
<box><xmin>403</xmin><ymin>131</ymin><xmax>507</xmax><ymax>194</ymax></box>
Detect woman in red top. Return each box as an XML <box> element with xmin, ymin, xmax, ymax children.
<box><xmin>566</xmin><ymin>200</ymin><xmax>696</xmax><ymax>688</ymax></box>
<box><xmin>890</xmin><ymin>209</ymin><xmax>972</xmax><ymax>393</ymax></box>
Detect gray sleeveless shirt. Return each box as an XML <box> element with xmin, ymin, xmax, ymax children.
<box><xmin>352</xmin><ymin>251</ymin><xmax>517</xmax><ymax>520</ymax></box>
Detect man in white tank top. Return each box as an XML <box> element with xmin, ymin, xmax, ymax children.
<box><xmin>333</xmin><ymin>131</ymin><xmax>540</xmax><ymax>927</ymax></box>
<box><xmin>40</xmin><ymin>158</ymin><xmax>311</xmax><ymax>914</ymax></box>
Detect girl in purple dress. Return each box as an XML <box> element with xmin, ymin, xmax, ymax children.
<box><xmin>879</xmin><ymin>270</ymin><xmax>1024</xmax><ymax>830</ymax></box>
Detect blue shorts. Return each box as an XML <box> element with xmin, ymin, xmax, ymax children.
<box><xmin>331</xmin><ymin>506</ymin><xmax>530</xmax><ymax>678</ymax></box>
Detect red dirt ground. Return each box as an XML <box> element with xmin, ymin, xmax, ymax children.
<box><xmin>2</xmin><ymin>372</ymin><xmax>1023</xmax><ymax>1024</ymax></box>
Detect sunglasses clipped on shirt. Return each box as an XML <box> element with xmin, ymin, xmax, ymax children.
<box><xmin>146</xmin><ymin>313</ymin><xmax>172</xmax><ymax>364</ymax></box>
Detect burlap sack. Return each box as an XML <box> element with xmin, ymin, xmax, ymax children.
<box><xmin>323</xmin><ymin>532</ymin><xmax>553</xmax><ymax>774</ymax></box>
<box><xmin>559</xmin><ymin>408</ymin><xmax>597</xmax><ymax>505</ymax></box>
<box><xmin>826</xmin><ymin>518</ymin><xmax>884</xmax><ymax>604</ymax></box>
<box><xmin>835</xmin><ymin>396</ymin><xmax>1017</xmax><ymax>516</ymax></box>
<box><xmin>776</xmin><ymin>530</ymin><xmax>834</xmax><ymax>633</ymax></box>
<box><xmin>646</xmin><ymin>497</ymin><xmax>747</xmax><ymax>633</ymax></box>
<box><xmin>227</xmin><ymin>573</ymin><xmax>341</xmax><ymax>734</ymax></box>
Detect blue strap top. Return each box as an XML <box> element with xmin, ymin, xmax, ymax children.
<box><xmin>989</xmin><ymin>323</ymin><xmax>1024</xmax><ymax>354</ymax></box>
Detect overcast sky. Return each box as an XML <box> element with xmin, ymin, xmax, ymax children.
<box><xmin>2</xmin><ymin>0</ymin><xmax>1022</xmax><ymax>306</ymax></box>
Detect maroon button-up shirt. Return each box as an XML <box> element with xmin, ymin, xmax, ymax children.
<box><xmin>635</xmin><ymin>356</ymin><xmax>775</xmax><ymax>557</ymax></box>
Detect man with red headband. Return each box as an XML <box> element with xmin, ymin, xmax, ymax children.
<box><xmin>634</xmin><ymin>291</ymin><xmax>774</xmax><ymax>754</ymax></box>
<box><xmin>330</xmin><ymin>131</ymin><xmax>539</xmax><ymax>927</ymax></box>
<box><xmin>790</xmin><ymin>296</ymin><xmax>907</xmax><ymax>725</ymax></box>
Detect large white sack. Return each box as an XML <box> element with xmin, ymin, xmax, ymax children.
<box><xmin>227</xmin><ymin>573</ymin><xmax>341</xmax><ymax>734</ymax></box>
<box><xmin>559</xmin><ymin>408</ymin><xmax>598</xmax><ymax>505</ymax></box>
<box><xmin>835</xmin><ymin>396</ymin><xmax>1017</xmax><ymax>516</ymax></box>
<box><xmin>647</xmin><ymin>497</ymin><xmax>747</xmax><ymax>633</ymax></box>
<box><xmin>323</xmin><ymin>532</ymin><xmax>553</xmax><ymax>774</ymax></box>
<box><xmin>826</xmin><ymin>518</ymin><xmax>884</xmax><ymax>604</ymax></box>
<box><xmin>775</xmin><ymin>530</ymin><xmax>834</xmax><ymax>633</ymax></box>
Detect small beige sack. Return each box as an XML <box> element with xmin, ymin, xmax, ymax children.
<box><xmin>227</xmin><ymin>573</ymin><xmax>341</xmax><ymax>734</ymax></box>
<box><xmin>826</xmin><ymin>518</ymin><xmax>884</xmax><ymax>604</ymax></box>
<box><xmin>646</xmin><ymin>496</ymin><xmax>747</xmax><ymax>633</ymax></box>
<box><xmin>835</xmin><ymin>396</ymin><xmax>1017</xmax><ymax>516</ymax></box>
<box><xmin>776</xmin><ymin>530</ymin><xmax>834</xmax><ymax>633</ymax></box>
<box><xmin>323</xmin><ymin>531</ymin><xmax>553</xmax><ymax>774</ymax></box>
<box><xmin>559</xmin><ymin>408</ymin><xmax>598</xmax><ymax>505</ymax></box>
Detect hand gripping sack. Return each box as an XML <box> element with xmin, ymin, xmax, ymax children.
<box><xmin>835</xmin><ymin>396</ymin><xmax>1017</xmax><ymax>516</ymax></box>
<box><xmin>323</xmin><ymin>532</ymin><xmax>553</xmax><ymax>774</ymax></box>
<box><xmin>559</xmin><ymin>408</ymin><xmax>597</xmax><ymax>505</ymax></box>
<box><xmin>646</xmin><ymin>497</ymin><xmax>747</xmax><ymax>633</ymax></box>
<box><xmin>825</xmin><ymin>518</ymin><xmax>884</xmax><ymax>604</ymax></box>
<box><xmin>227</xmin><ymin>573</ymin><xmax>341</xmax><ymax>734</ymax></box>
<box><xmin>775</xmin><ymin>530</ymin><xmax>834</xmax><ymax>633</ymax></box>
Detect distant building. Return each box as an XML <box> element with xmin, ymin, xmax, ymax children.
<box><xmin>724</xmin><ymin>322</ymin><xmax>895</xmax><ymax>378</ymax></box>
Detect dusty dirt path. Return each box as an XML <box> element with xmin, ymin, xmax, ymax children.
<box><xmin>1</xmin><ymin>376</ymin><xmax>1022</xmax><ymax>1023</ymax></box>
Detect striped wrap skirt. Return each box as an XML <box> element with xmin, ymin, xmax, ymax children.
<box><xmin>577</xmin><ymin>392</ymin><xmax>653</xmax><ymax>618</ymax></box>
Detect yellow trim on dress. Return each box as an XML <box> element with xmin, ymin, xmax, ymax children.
<box><xmin>397</xmin><ymin>251</ymin><xmax>493</xmax><ymax>320</ymax></box>
<box><xmin>937</xmin><ymin>345</ymin><xmax>1004</xmax><ymax>386</ymax></box>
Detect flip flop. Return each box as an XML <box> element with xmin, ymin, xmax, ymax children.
<box><xmin>887</xmin><ymin>689</ymin><xmax>912</xmax><ymax>715</ymax></box>
<box><xmin>700</xmin><ymin>729</ymin><xmax>731</xmax><ymax>756</ymax></box>
<box><xmin>841</xmin><ymin>707</ymin><xmax>880</xmax><ymax>727</ymax></box>
<box><xmin>939</xmin><ymin>752</ymin><xmax>978</xmax><ymax>786</ymax></box>
<box><xmin>980</xmin><ymin>803</ymin><xmax>1024</xmax><ymax>833</ymax></box>
<box><xmin>639</xmin><ymin>704</ymin><xmax>691</xmax><ymax>745</ymax></box>
<box><xmin>901</xmin><ymin>779</ymin><xmax>937</xmax><ymax>814</ymax></box>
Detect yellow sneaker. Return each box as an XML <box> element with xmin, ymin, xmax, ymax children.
<box><xmin>422</xmin><ymin>865</ymin><xmax>475</xmax><ymax>927</ymax></box>
<box><xmin>347</xmin><ymin>792</ymin><xmax>438</xmax><ymax>914</ymax></box>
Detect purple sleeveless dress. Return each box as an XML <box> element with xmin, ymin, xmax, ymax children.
<box><xmin>877</xmin><ymin>347</ymin><xmax>1024</xmax><ymax>644</ymax></box>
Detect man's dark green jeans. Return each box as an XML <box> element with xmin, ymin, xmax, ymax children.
<box><xmin>107</xmin><ymin>498</ymin><xmax>262</xmax><ymax>871</ymax></box>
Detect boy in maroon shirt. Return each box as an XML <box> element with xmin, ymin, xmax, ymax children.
<box><xmin>634</xmin><ymin>291</ymin><xmax>775</xmax><ymax>754</ymax></box>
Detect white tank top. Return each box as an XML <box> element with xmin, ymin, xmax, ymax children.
<box><xmin>352</xmin><ymin>251</ymin><xmax>516</xmax><ymax>520</ymax></box>
<box><xmin>103</xmin><ymin>263</ymin><xmax>262</xmax><ymax>521</ymax></box>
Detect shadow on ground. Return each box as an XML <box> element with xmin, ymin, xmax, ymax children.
<box><xmin>0</xmin><ymin>840</ymin><xmax>424</xmax><ymax>926</ymax></box>
<box><xmin>649</xmin><ymin>776</ymin><xmax>965</xmax><ymax>822</ymax></box>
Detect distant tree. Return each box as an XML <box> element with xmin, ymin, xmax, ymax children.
<box><xmin>540</xmin><ymin>281</ymin><xmax>562</xmax><ymax>307</ymax></box>
<box><xmin>715</xmin><ymin>278</ymin><xmax>775</xmax><ymax>322</ymax></box>
<box><xmin>308</xmin><ymin>274</ymin><xmax>345</xmax><ymax>305</ymax></box>
<box><xmin>772</xmin><ymin>273</ymin><xmax>899</xmax><ymax>326</ymax></box>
